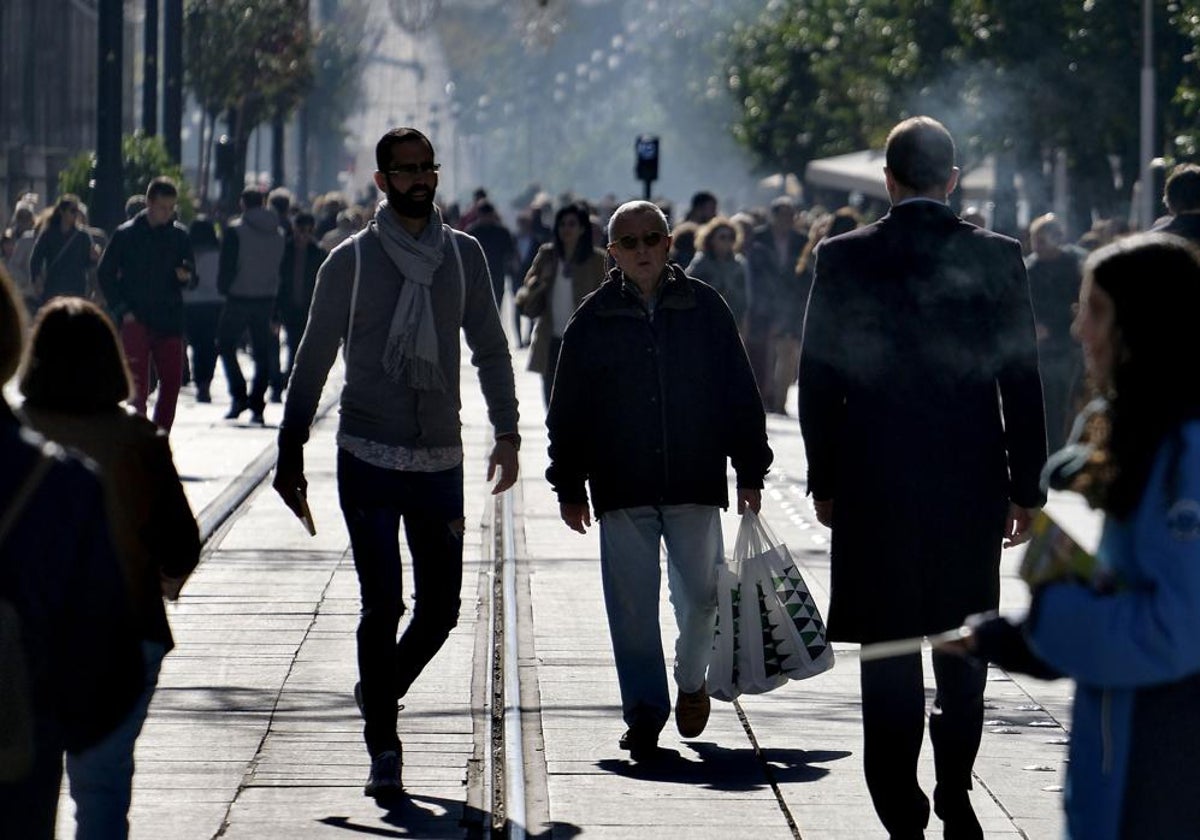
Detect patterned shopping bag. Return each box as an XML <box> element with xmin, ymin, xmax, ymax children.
<box><xmin>708</xmin><ymin>510</ymin><xmax>834</xmax><ymax>700</ymax></box>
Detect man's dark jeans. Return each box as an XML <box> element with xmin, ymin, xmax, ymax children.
<box><xmin>217</xmin><ymin>297</ymin><xmax>274</xmax><ymax>412</ymax></box>
<box><xmin>337</xmin><ymin>451</ymin><xmax>464</xmax><ymax>758</ymax></box>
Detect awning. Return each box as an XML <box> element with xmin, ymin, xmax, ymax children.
<box><xmin>804</xmin><ymin>149</ymin><xmax>998</xmax><ymax>201</ymax></box>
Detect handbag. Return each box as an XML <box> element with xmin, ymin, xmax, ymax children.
<box><xmin>708</xmin><ymin>509</ymin><xmax>834</xmax><ymax>700</ymax></box>
<box><xmin>514</xmin><ymin>276</ymin><xmax>549</xmax><ymax>318</ymax></box>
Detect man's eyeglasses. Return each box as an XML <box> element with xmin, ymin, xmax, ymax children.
<box><xmin>613</xmin><ymin>231</ymin><xmax>667</xmax><ymax>251</ymax></box>
<box><xmin>384</xmin><ymin>163</ymin><xmax>441</xmax><ymax>177</ymax></box>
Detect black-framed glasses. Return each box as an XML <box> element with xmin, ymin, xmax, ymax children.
<box><xmin>613</xmin><ymin>231</ymin><xmax>666</xmax><ymax>251</ymax></box>
<box><xmin>384</xmin><ymin>162</ymin><xmax>441</xmax><ymax>177</ymax></box>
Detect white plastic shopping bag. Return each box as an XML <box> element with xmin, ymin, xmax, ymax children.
<box><xmin>708</xmin><ymin>509</ymin><xmax>834</xmax><ymax>700</ymax></box>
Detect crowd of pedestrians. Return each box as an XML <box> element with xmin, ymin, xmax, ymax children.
<box><xmin>3</xmin><ymin>118</ymin><xmax>1200</xmax><ymax>840</ymax></box>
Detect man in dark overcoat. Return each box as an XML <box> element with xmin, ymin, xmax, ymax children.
<box><xmin>797</xmin><ymin>116</ymin><xmax>1047</xmax><ymax>840</ymax></box>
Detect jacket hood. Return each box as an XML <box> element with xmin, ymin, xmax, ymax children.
<box><xmin>242</xmin><ymin>206</ymin><xmax>282</xmax><ymax>234</ymax></box>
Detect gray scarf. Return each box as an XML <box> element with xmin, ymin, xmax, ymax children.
<box><xmin>374</xmin><ymin>200</ymin><xmax>447</xmax><ymax>391</ymax></box>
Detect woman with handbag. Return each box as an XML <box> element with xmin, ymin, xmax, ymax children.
<box><xmin>514</xmin><ymin>203</ymin><xmax>606</xmax><ymax>406</ymax></box>
<box><xmin>946</xmin><ymin>233</ymin><xmax>1200</xmax><ymax>840</ymax></box>
<box><xmin>19</xmin><ymin>296</ymin><xmax>200</xmax><ymax>839</ymax></box>
<box><xmin>28</xmin><ymin>195</ymin><xmax>97</xmax><ymax>304</ymax></box>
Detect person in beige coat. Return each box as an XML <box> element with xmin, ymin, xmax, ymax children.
<box><xmin>515</xmin><ymin>203</ymin><xmax>606</xmax><ymax>406</ymax></box>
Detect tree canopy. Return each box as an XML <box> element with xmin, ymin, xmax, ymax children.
<box><xmin>184</xmin><ymin>0</ymin><xmax>314</xmax><ymax>200</ymax></box>
<box><xmin>727</xmin><ymin>0</ymin><xmax>1200</xmax><ymax>230</ymax></box>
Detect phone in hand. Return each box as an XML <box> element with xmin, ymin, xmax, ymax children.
<box><xmin>295</xmin><ymin>489</ymin><xmax>316</xmax><ymax>536</ymax></box>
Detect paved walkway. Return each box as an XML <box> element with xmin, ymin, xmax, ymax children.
<box><xmin>48</xmin><ymin>340</ymin><xmax>1086</xmax><ymax>839</ymax></box>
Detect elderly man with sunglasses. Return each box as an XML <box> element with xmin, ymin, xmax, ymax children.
<box><xmin>545</xmin><ymin>200</ymin><xmax>772</xmax><ymax>760</ymax></box>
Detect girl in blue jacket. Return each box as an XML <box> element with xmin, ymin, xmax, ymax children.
<box><xmin>958</xmin><ymin>232</ymin><xmax>1200</xmax><ymax>840</ymax></box>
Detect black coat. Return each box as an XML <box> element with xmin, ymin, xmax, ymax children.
<box><xmin>546</xmin><ymin>264</ymin><xmax>772</xmax><ymax>516</ymax></box>
<box><xmin>275</xmin><ymin>240</ymin><xmax>326</xmax><ymax>324</ymax></box>
<box><xmin>798</xmin><ymin>201</ymin><xmax>1047</xmax><ymax>643</ymax></box>
<box><xmin>97</xmin><ymin>212</ymin><xmax>194</xmax><ymax>335</ymax></box>
<box><xmin>1156</xmin><ymin>212</ymin><xmax>1200</xmax><ymax>248</ymax></box>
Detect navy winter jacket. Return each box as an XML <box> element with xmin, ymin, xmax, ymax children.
<box><xmin>546</xmin><ymin>264</ymin><xmax>772</xmax><ymax>516</ymax></box>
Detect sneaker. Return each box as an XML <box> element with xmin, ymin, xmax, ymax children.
<box><xmin>934</xmin><ymin>789</ymin><xmax>982</xmax><ymax>840</ymax></box>
<box><xmin>363</xmin><ymin>748</ymin><xmax>404</xmax><ymax>799</ymax></box>
<box><xmin>675</xmin><ymin>686</ymin><xmax>711</xmax><ymax>738</ymax></box>
<box><xmin>224</xmin><ymin>401</ymin><xmax>247</xmax><ymax>420</ymax></box>
<box><xmin>196</xmin><ymin>384</ymin><xmax>211</xmax><ymax>403</ymax></box>
<box><xmin>618</xmin><ymin>726</ymin><xmax>659</xmax><ymax>760</ymax></box>
<box><xmin>249</xmin><ymin>410</ymin><xmax>265</xmax><ymax>425</ymax></box>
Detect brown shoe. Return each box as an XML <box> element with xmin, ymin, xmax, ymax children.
<box><xmin>675</xmin><ymin>686</ymin><xmax>711</xmax><ymax>737</ymax></box>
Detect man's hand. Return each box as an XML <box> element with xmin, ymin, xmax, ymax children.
<box><xmin>122</xmin><ymin>312</ymin><xmax>137</xmax><ymax>325</ymax></box>
<box><xmin>560</xmin><ymin>502</ymin><xmax>591</xmax><ymax>534</ymax></box>
<box><xmin>1004</xmin><ymin>503</ymin><xmax>1038</xmax><ymax>548</ymax></box>
<box><xmin>813</xmin><ymin>498</ymin><xmax>834</xmax><ymax>528</ymax></box>
<box><xmin>272</xmin><ymin>441</ymin><xmax>308</xmax><ymax>518</ymax></box>
<box><xmin>737</xmin><ymin>488</ymin><xmax>762</xmax><ymax>514</ymax></box>
<box><xmin>487</xmin><ymin>439</ymin><xmax>519</xmax><ymax>495</ymax></box>
<box><xmin>175</xmin><ymin>266</ymin><xmax>192</xmax><ymax>284</ymax></box>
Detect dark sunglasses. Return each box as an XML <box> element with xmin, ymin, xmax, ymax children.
<box><xmin>613</xmin><ymin>231</ymin><xmax>666</xmax><ymax>250</ymax></box>
<box><xmin>384</xmin><ymin>162</ymin><xmax>441</xmax><ymax>177</ymax></box>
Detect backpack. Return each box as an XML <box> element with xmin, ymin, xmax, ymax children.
<box><xmin>0</xmin><ymin>452</ymin><xmax>52</xmax><ymax>782</ymax></box>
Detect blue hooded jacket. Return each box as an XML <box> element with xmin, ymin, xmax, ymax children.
<box><xmin>1028</xmin><ymin>421</ymin><xmax>1200</xmax><ymax>839</ymax></box>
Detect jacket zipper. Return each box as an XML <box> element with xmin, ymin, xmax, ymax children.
<box><xmin>1101</xmin><ymin>689</ymin><xmax>1113</xmax><ymax>774</ymax></box>
<box><xmin>641</xmin><ymin>303</ymin><xmax>671</xmax><ymax>497</ymax></box>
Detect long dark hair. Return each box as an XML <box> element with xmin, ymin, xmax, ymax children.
<box><xmin>1070</xmin><ymin>233</ymin><xmax>1200</xmax><ymax>517</ymax></box>
<box><xmin>552</xmin><ymin>203</ymin><xmax>593</xmax><ymax>265</ymax></box>
<box><xmin>19</xmin><ymin>297</ymin><xmax>133</xmax><ymax>412</ymax></box>
<box><xmin>36</xmin><ymin>194</ymin><xmax>81</xmax><ymax>235</ymax></box>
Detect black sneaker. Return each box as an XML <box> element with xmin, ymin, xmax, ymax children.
<box><xmin>618</xmin><ymin>726</ymin><xmax>659</xmax><ymax>761</ymax></box>
<box><xmin>196</xmin><ymin>384</ymin><xmax>211</xmax><ymax>404</ymax></box>
<box><xmin>224</xmin><ymin>401</ymin><xmax>247</xmax><ymax>420</ymax></box>
<box><xmin>249</xmin><ymin>410</ymin><xmax>265</xmax><ymax>425</ymax></box>
<box><xmin>363</xmin><ymin>748</ymin><xmax>403</xmax><ymax>799</ymax></box>
<box><xmin>934</xmin><ymin>789</ymin><xmax>983</xmax><ymax>840</ymax></box>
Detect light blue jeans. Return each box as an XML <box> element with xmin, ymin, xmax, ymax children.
<box><xmin>67</xmin><ymin>639</ymin><xmax>165</xmax><ymax>840</ymax></box>
<box><xmin>598</xmin><ymin>504</ymin><xmax>722</xmax><ymax>733</ymax></box>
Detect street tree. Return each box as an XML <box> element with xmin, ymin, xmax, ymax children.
<box><xmin>185</xmin><ymin>0</ymin><xmax>313</xmax><ymax>207</ymax></box>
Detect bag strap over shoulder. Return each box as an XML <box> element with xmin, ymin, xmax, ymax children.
<box><xmin>445</xmin><ymin>224</ymin><xmax>466</xmax><ymax>323</ymax></box>
<box><xmin>344</xmin><ymin>230</ymin><xmax>366</xmax><ymax>361</ymax></box>
<box><xmin>0</xmin><ymin>451</ymin><xmax>53</xmax><ymax>548</ymax></box>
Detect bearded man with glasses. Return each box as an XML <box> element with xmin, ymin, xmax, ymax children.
<box><xmin>545</xmin><ymin>199</ymin><xmax>772</xmax><ymax>760</ymax></box>
<box><xmin>273</xmin><ymin>127</ymin><xmax>520</xmax><ymax>800</ymax></box>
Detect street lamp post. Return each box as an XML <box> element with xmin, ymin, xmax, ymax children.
<box><xmin>143</xmin><ymin>0</ymin><xmax>159</xmax><ymax>136</ymax></box>
<box><xmin>1139</xmin><ymin>0</ymin><xmax>1156</xmax><ymax>229</ymax></box>
<box><xmin>96</xmin><ymin>0</ymin><xmax>125</xmax><ymax>234</ymax></box>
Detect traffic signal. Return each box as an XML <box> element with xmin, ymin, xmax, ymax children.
<box><xmin>636</xmin><ymin>135</ymin><xmax>659</xmax><ymax>183</ymax></box>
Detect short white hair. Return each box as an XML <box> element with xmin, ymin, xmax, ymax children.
<box><xmin>607</xmin><ymin>200</ymin><xmax>669</xmax><ymax>241</ymax></box>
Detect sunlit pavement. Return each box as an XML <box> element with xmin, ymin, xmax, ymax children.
<box><xmin>47</xmin><ymin>335</ymin><xmax>1077</xmax><ymax>839</ymax></box>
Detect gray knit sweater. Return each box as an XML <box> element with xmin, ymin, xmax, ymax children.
<box><xmin>281</xmin><ymin>223</ymin><xmax>519</xmax><ymax>449</ymax></box>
